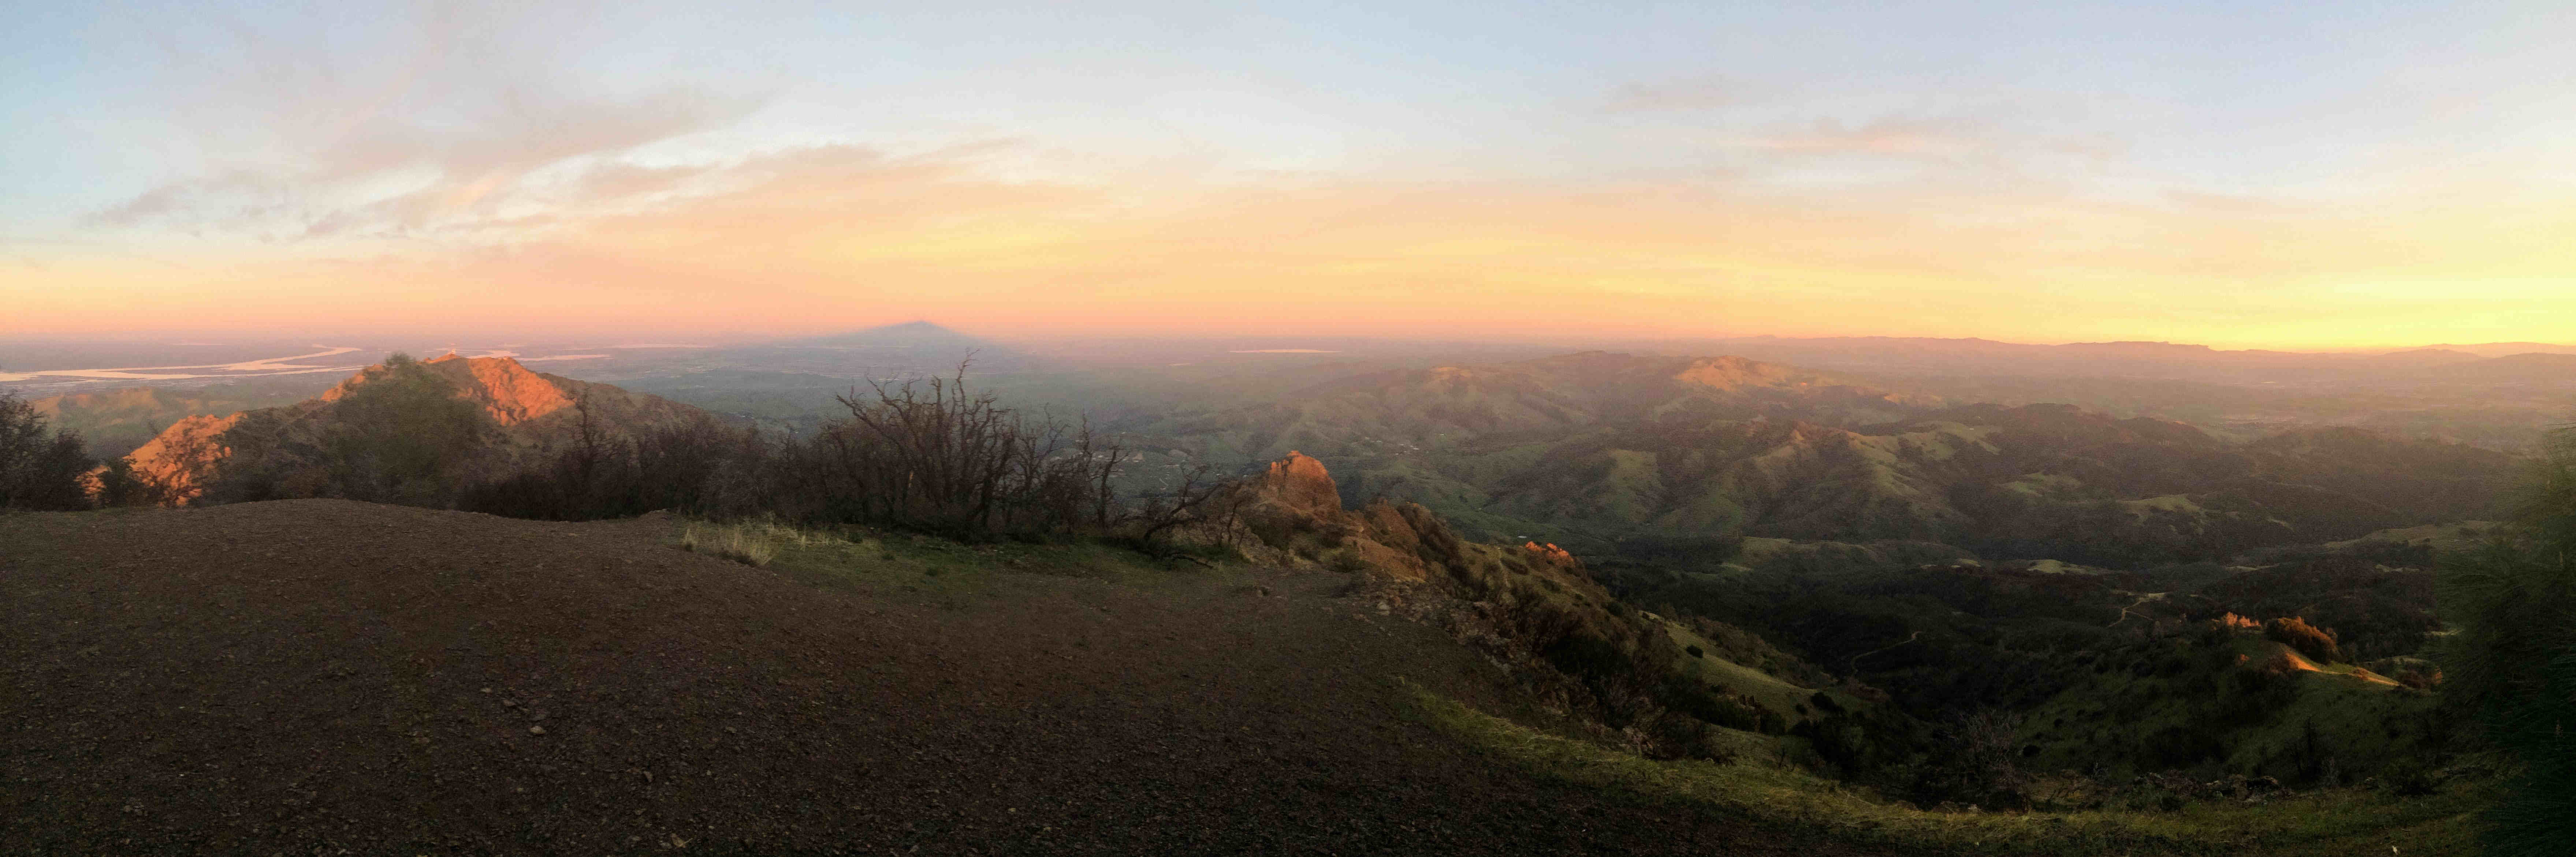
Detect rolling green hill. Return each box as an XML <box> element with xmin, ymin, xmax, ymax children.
<box><xmin>1143</xmin><ymin>353</ymin><xmax>2518</xmax><ymax>568</ymax></box>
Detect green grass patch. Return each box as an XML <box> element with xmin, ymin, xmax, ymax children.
<box><xmin>686</xmin><ymin>519</ymin><xmax>1245</xmax><ymax>607</ymax></box>
<box><xmin>1405</xmin><ymin>682</ymin><xmax>2491</xmax><ymax>856</ymax></box>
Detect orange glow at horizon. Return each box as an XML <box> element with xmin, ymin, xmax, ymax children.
<box><xmin>11</xmin><ymin>147</ymin><xmax>2574</xmax><ymax>351</ymax></box>
<box><xmin>12</xmin><ymin>3</ymin><xmax>2576</xmax><ymax>352</ymax></box>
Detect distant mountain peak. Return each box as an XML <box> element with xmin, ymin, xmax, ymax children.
<box><xmin>759</xmin><ymin>321</ymin><xmax>1043</xmax><ymax>373</ymax></box>
<box><xmin>2060</xmin><ymin>341</ymin><xmax>2218</xmax><ymax>354</ymax></box>
<box><xmin>777</xmin><ymin>321</ymin><xmax>992</xmax><ymax>349</ymax></box>
<box><xmin>320</xmin><ymin>354</ymin><xmax>570</xmax><ymax>426</ymax></box>
<box><xmin>811</xmin><ymin>319</ymin><xmax>967</xmax><ymax>336</ymax></box>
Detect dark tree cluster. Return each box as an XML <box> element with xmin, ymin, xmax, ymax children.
<box><xmin>2439</xmin><ymin>426</ymin><xmax>2576</xmax><ymax>855</ymax></box>
<box><xmin>2195</xmin><ymin>554</ymin><xmax>2438</xmax><ymax>662</ymax></box>
<box><xmin>0</xmin><ymin>389</ymin><xmax>94</xmax><ymax>511</ymax></box>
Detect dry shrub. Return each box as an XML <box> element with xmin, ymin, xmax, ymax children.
<box><xmin>679</xmin><ymin>520</ymin><xmax>820</xmax><ymax>568</ymax></box>
<box><xmin>462</xmin><ymin>362</ymin><xmax>1236</xmax><ymax>550</ymax></box>
<box><xmin>1905</xmin><ymin>708</ymin><xmax>2032</xmax><ymax>811</ymax></box>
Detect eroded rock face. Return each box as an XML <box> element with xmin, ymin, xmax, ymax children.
<box><xmin>1258</xmin><ymin>451</ymin><xmax>1344</xmax><ymax>519</ymax></box>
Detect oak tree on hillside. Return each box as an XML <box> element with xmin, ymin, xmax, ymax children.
<box><xmin>0</xmin><ymin>389</ymin><xmax>93</xmax><ymax>511</ymax></box>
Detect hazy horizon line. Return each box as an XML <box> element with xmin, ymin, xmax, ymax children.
<box><xmin>4</xmin><ymin>324</ymin><xmax>2571</xmax><ymax>358</ymax></box>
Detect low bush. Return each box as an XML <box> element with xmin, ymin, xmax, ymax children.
<box><xmin>1902</xmin><ymin>708</ymin><xmax>2032</xmax><ymax>811</ymax></box>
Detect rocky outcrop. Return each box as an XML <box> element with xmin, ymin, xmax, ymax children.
<box><xmin>1226</xmin><ymin>451</ymin><xmax>1836</xmax><ymax>762</ymax></box>
<box><xmin>1253</xmin><ymin>451</ymin><xmax>1344</xmax><ymax>520</ymax></box>
<box><xmin>1233</xmin><ymin>450</ymin><xmax>1570</xmax><ymax>586</ymax></box>
<box><xmin>122</xmin><ymin>355</ymin><xmax>707</xmax><ymax>505</ymax></box>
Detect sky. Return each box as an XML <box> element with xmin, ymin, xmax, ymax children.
<box><xmin>4</xmin><ymin>0</ymin><xmax>2573</xmax><ymax>349</ymax></box>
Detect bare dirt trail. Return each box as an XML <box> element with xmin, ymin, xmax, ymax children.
<box><xmin>1</xmin><ymin>501</ymin><xmax>1887</xmax><ymax>856</ymax></box>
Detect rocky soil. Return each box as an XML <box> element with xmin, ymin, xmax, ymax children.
<box><xmin>1</xmin><ymin>500</ymin><xmax>1887</xmax><ymax>855</ymax></box>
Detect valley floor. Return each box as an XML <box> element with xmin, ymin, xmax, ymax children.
<box><xmin>0</xmin><ymin>501</ymin><xmax>1888</xmax><ymax>856</ymax></box>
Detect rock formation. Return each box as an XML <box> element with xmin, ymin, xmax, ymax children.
<box><xmin>1225</xmin><ymin>450</ymin><xmax>1846</xmax><ymax>761</ymax></box>
<box><xmin>1234</xmin><ymin>450</ymin><xmax>1578</xmax><ymax>587</ymax></box>
<box><xmin>1253</xmin><ymin>451</ymin><xmax>1345</xmax><ymax>520</ymax></box>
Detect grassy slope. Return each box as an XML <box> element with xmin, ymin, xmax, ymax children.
<box><xmin>1449</xmin><ymin>537</ymin><xmax>1857</xmax><ymax>736</ymax></box>
<box><xmin>2020</xmin><ymin>635</ymin><xmax>2444</xmax><ymax>782</ymax></box>
<box><xmin>670</xmin><ymin>511</ymin><xmax>2491</xmax><ymax>856</ymax></box>
<box><xmin>2324</xmin><ymin>521</ymin><xmax>2502</xmax><ymax>554</ymax></box>
<box><xmin>1409</xmin><ymin>685</ymin><xmax>2489</xmax><ymax>856</ymax></box>
<box><xmin>676</xmin><ymin>520</ymin><xmax>1237</xmax><ymax>608</ymax></box>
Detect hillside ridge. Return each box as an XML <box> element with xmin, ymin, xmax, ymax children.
<box><xmin>123</xmin><ymin>355</ymin><xmax>705</xmax><ymax>504</ymax></box>
<box><xmin>1153</xmin><ymin>352</ymin><xmax>2516</xmax><ymax>565</ymax></box>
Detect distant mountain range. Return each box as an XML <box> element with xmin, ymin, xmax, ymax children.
<box><xmin>1639</xmin><ymin>336</ymin><xmax>2576</xmax><ymax>383</ymax></box>
<box><xmin>1146</xmin><ymin>351</ymin><xmax>2519</xmax><ymax>566</ymax></box>
<box><xmin>721</xmin><ymin>321</ymin><xmax>1047</xmax><ymax>375</ymax></box>
<box><xmin>2432</xmin><ymin>351</ymin><xmax>2576</xmax><ymax>381</ymax></box>
<box><xmin>37</xmin><ymin>335</ymin><xmax>2547</xmax><ymax>568</ymax></box>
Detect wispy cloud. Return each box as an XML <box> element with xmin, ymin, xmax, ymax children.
<box><xmin>91</xmin><ymin>89</ymin><xmax>762</xmax><ymax>240</ymax></box>
<box><xmin>83</xmin><ymin>2</ymin><xmax>766</xmax><ymax>243</ymax></box>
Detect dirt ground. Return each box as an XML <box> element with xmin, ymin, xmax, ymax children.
<box><xmin>1</xmin><ymin>500</ymin><xmax>1889</xmax><ymax>855</ymax></box>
